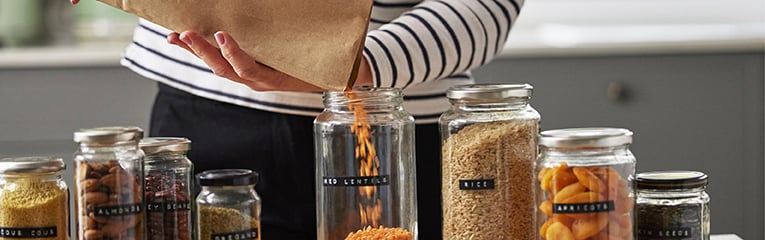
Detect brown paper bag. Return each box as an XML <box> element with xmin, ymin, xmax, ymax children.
<box><xmin>98</xmin><ymin>0</ymin><xmax>373</xmax><ymax>91</ymax></box>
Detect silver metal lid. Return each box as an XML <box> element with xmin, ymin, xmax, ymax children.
<box><xmin>73</xmin><ymin>126</ymin><xmax>144</xmax><ymax>144</ymax></box>
<box><xmin>140</xmin><ymin>137</ymin><xmax>191</xmax><ymax>155</ymax></box>
<box><xmin>539</xmin><ymin>128</ymin><xmax>633</xmax><ymax>148</ymax></box>
<box><xmin>0</xmin><ymin>156</ymin><xmax>65</xmax><ymax>175</ymax></box>
<box><xmin>446</xmin><ymin>84</ymin><xmax>533</xmax><ymax>100</ymax></box>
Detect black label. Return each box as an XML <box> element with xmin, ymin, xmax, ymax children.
<box><xmin>147</xmin><ymin>200</ymin><xmax>191</xmax><ymax>213</ymax></box>
<box><xmin>552</xmin><ymin>201</ymin><xmax>614</xmax><ymax>213</ymax></box>
<box><xmin>458</xmin><ymin>179</ymin><xmax>495</xmax><ymax>190</ymax></box>
<box><xmin>323</xmin><ymin>175</ymin><xmax>390</xmax><ymax>187</ymax></box>
<box><xmin>211</xmin><ymin>229</ymin><xmax>259</xmax><ymax>240</ymax></box>
<box><xmin>93</xmin><ymin>203</ymin><xmax>143</xmax><ymax>216</ymax></box>
<box><xmin>0</xmin><ymin>227</ymin><xmax>57</xmax><ymax>238</ymax></box>
<box><xmin>638</xmin><ymin>228</ymin><xmax>693</xmax><ymax>239</ymax></box>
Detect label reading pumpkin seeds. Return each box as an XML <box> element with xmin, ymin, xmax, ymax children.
<box><xmin>637</xmin><ymin>227</ymin><xmax>693</xmax><ymax>239</ymax></box>
<box><xmin>211</xmin><ymin>228</ymin><xmax>259</xmax><ymax>240</ymax></box>
<box><xmin>552</xmin><ymin>201</ymin><xmax>615</xmax><ymax>213</ymax></box>
<box><xmin>0</xmin><ymin>227</ymin><xmax>57</xmax><ymax>238</ymax></box>
<box><xmin>459</xmin><ymin>179</ymin><xmax>495</xmax><ymax>190</ymax></box>
<box><xmin>323</xmin><ymin>175</ymin><xmax>390</xmax><ymax>187</ymax></box>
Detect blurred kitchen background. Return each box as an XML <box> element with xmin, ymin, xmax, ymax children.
<box><xmin>0</xmin><ymin>0</ymin><xmax>763</xmax><ymax>239</ymax></box>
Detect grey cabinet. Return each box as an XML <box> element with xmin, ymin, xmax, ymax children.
<box><xmin>474</xmin><ymin>52</ymin><xmax>764</xmax><ymax>240</ymax></box>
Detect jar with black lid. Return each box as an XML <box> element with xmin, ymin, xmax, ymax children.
<box><xmin>635</xmin><ymin>171</ymin><xmax>710</xmax><ymax>240</ymax></box>
<box><xmin>140</xmin><ymin>137</ymin><xmax>193</xmax><ymax>240</ymax></box>
<box><xmin>196</xmin><ymin>169</ymin><xmax>261</xmax><ymax>240</ymax></box>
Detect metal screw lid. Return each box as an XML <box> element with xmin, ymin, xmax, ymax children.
<box><xmin>446</xmin><ymin>83</ymin><xmax>533</xmax><ymax>100</ymax></box>
<box><xmin>197</xmin><ymin>169</ymin><xmax>259</xmax><ymax>187</ymax></box>
<box><xmin>0</xmin><ymin>156</ymin><xmax>66</xmax><ymax>175</ymax></box>
<box><xmin>140</xmin><ymin>137</ymin><xmax>191</xmax><ymax>155</ymax></box>
<box><xmin>539</xmin><ymin>128</ymin><xmax>633</xmax><ymax>148</ymax></box>
<box><xmin>73</xmin><ymin>126</ymin><xmax>144</xmax><ymax>144</ymax></box>
<box><xmin>635</xmin><ymin>171</ymin><xmax>709</xmax><ymax>190</ymax></box>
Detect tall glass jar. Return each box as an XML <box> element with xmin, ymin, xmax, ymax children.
<box><xmin>73</xmin><ymin>126</ymin><xmax>144</xmax><ymax>240</ymax></box>
<box><xmin>0</xmin><ymin>156</ymin><xmax>68</xmax><ymax>240</ymax></box>
<box><xmin>140</xmin><ymin>137</ymin><xmax>193</xmax><ymax>240</ymax></box>
<box><xmin>635</xmin><ymin>171</ymin><xmax>710</xmax><ymax>240</ymax></box>
<box><xmin>196</xmin><ymin>169</ymin><xmax>261</xmax><ymax>240</ymax></box>
<box><xmin>537</xmin><ymin>128</ymin><xmax>636</xmax><ymax>240</ymax></box>
<box><xmin>439</xmin><ymin>83</ymin><xmax>540</xmax><ymax>240</ymax></box>
<box><xmin>314</xmin><ymin>87</ymin><xmax>417</xmax><ymax>240</ymax></box>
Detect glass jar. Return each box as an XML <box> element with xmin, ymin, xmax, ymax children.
<box><xmin>73</xmin><ymin>126</ymin><xmax>144</xmax><ymax>240</ymax></box>
<box><xmin>537</xmin><ymin>128</ymin><xmax>637</xmax><ymax>240</ymax></box>
<box><xmin>0</xmin><ymin>156</ymin><xmax>68</xmax><ymax>240</ymax></box>
<box><xmin>140</xmin><ymin>137</ymin><xmax>193</xmax><ymax>240</ymax></box>
<box><xmin>439</xmin><ymin>83</ymin><xmax>540</xmax><ymax>240</ymax></box>
<box><xmin>196</xmin><ymin>169</ymin><xmax>261</xmax><ymax>240</ymax></box>
<box><xmin>635</xmin><ymin>171</ymin><xmax>710</xmax><ymax>240</ymax></box>
<box><xmin>314</xmin><ymin>87</ymin><xmax>417</xmax><ymax>240</ymax></box>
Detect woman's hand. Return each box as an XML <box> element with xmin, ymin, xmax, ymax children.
<box><xmin>168</xmin><ymin>31</ymin><xmax>372</xmax><ymax>92</ymax></box>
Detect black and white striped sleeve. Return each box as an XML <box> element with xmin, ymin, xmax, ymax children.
<box><xmin>363</xmin><ymin>0</ymin><xmax>523</xmax><ymax>89</ymax></box>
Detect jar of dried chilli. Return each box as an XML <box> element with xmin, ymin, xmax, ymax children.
<box><xmin>314</xmin><ymin>87</ymin><xmax>417</xmax><ymax>240</ymax></box>
<box><xmin>140</xmin><ymin>137</ymin><xmax>193</xmax><ymax>240</ymax></box>
<box><xmin>537</xmin><ymin>128</ymin><xmax>637</xmax><ymax>240</ymax></box>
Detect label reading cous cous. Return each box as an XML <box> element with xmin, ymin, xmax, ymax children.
<box><xmin>211</xmin><ymin>229</ymin><xmax>259</xmax><ymax>240</ymax></box>
<box><xmin>323</xmin><ymin>175</ymin><xmax>390</xmax><ymax>187</ymax></box>
<box><xmin>552</xmin><ymin>201</ymin><xmax>614</xmax><ymax>213</ymax></box>
<box><xmin>93</xmin><ymin>203</ymin><xmax>142</xmax><ymax>216</ymax></box>
<box><xmin>0</xmin><ymin>227</ymin><xmax>57</xmax><ymax>238</ymax></box>
<box><xmin>458</xmin><ymin>179</ymin><xmax>495</xmax><ymax>190</ymax></box>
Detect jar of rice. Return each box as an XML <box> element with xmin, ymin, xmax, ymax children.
<box><xmin>439</xmin><ymin>83</ymin><xmax>540</xmax><ymax>240</ymax></box>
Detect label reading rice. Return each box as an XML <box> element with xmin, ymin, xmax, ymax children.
<box><xmin>553</xmin><ymin>201</ymin><xmax>614</xmax><ymax>213</ymax></box>
<box><xmin>323</xmin><ymin>175</ymin><xmax>390</xmax><ymax>187</ymax></box>
<box><xmin>0</xmin><ymin>227</ymin><xmax>57</xmax><ymax>238</ymax></box>
<box><xmin>459</xmin><ymin>179</ymin><xmax>495</xmax><ymax>190</ymax></box>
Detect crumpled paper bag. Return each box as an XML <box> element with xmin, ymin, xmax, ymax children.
<box><xmin>98</xmin><ymin>0</ymin><xmax>373</xmax><ymax>91</ymax></box>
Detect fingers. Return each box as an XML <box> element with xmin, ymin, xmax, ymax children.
<box><xmin>177</xmin><ymin>31</ymin><xmax>247</xmax><ymax>84</ymax></box>
<box><xmin>167</xmin><ymin>32</ymin><xmax>195</xmax><ymax>55</ymax></box>
<box><xmin>214</xmin><ymin>32</ymin><xmax>271</xmax><ymax>82</ymax></box>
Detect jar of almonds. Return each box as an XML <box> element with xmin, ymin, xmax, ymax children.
<box><xmin>537</xmin><ymin>128</ymin><xmax>637</xmax><ymax>240</ymax></box>
<box><xmin>73</xmin><ymin>126</ymin><xmax>144</xmax><ymax>240</ymax></box>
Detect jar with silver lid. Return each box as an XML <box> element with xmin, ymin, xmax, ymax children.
<box><xmin>440</xmin><ymin>83</ymin><xmax>540</xmax><ymax>240</ymax></box>
<box><xmin>635</xmin><ymin>171</ymin><xmax>710</xmax><ymax>240</ymax></box>
<box><xmin>73</xmin><ymin>126</ymin><xmax>144</xmax><ymax>240</ymax></box>
<box><xmin>0</xmin><ymin>156</ymin><xmax>69</xmax><ymax>240</ymax></box>
<box><xmin>140</xmin><ymin>137</ymin><xmax>193</xmax><ymax>240</ymax></box>
<box><xmin>537</xmin><ymin>128</ymin><xmax>636</xmax><ymax>240</ymax></box>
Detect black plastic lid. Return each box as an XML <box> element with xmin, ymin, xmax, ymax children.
<box><xmin>635</xmin><ymin>171</ymin><xmax>708</xmax><ymax>190</ymax></box>
<box><xmin>196</xmin><ymin>169</ymin><xmax>258</xmax><ymax>186</ymax></box>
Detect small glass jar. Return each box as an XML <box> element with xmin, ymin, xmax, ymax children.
<box><xmin>635</xmin><ymin>171</ymin><xmax>710</xmax><ymax>240</ymax></box>
<box><xmin>196</xmin><ymin>169</ymin><xmax>261</xmax><ymax>240</ymax></box>
<box><xmin>140</xmin><ymin>137</ymin><xmax>193</xmax><ymax>240</ymax></box>
<box><xmin>537</xmin><ymin>128</ymin><xmax>637</xmax><ymax>240</ymax></box>
<box><xmin>314</xmin><ymin>87</ymin><xmax>417</xmax><ymax>240</ymax></box>
<box><xmin>439</xmin><ymin>83</ymin><xmax>540</xmax><ymax>240</ymax></box>
<box><xmin>0</xmin><ymin>156</ymin><xmax>68</xmax><ymax>240</ymax></box>
<box><xmin>73</xmin><ymin>126</ymin><xmax>144</xmax><ymax>240</ymax></box>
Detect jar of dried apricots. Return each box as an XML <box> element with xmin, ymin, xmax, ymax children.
<box><xmin>537</xmin><ymin>128</ymin><xmax>636</xmax><ymax>240</ymax></box>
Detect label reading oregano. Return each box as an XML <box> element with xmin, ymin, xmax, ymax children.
<box><xmin>211</xmin><ymin>229</ymin><xmax>259</xmax><ymax>240</ymax></box>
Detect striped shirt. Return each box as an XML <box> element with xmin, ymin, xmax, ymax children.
<box><xmin>122</xmin><ymin>0</ymin><xmax>523</xmax><ymax>123</ymax></box>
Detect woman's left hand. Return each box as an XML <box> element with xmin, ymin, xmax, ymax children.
<box><xmin>168</xmin><ymin>31</ymin><xmax>372</xmax><ymax>92</ymax></box>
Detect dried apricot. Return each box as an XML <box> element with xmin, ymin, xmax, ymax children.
<box><xmin>573</xmin><ymin>167</ymin><xmax>606</xmax><ymax>192</ymax></box>
<box><xmin>551</xmin><ymin>169</ymin><xmax>579</xmax><ymax>194</ymax></box>
<box><xmin>570</xmin><ymin>213</ymin><xmax>608</xmax><ymax>240</ymax></box>
<box><xmin>554</xmin><ymin>183</ymin><xmax>586</xmax><ymax>203</ymax></box>
<box><xmin>546</xmin><ymin>222</ymin><xmax>576</xmax><ymax>240</ymax></box>
<box><xmin>540</xmin><ymin>219</ymin><xmax>553</xmax><ymax>238</ymax></box>
<box><xmin>540</xmin><ymin>200</ymin><xmax>554</xmax><ymax>217</ymax></box>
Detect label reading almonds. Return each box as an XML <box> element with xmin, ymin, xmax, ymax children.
<box><xmin>93</xmin><ymin>203</ymin><xmax>143</xmax><ymax>216</ymax></box>
<box><xmin>0</xmin><ymin>227</ymin><xmax>57</xmax><ymax>238</ymax></box>
<box><xmin>211</xmin><ymin>229</ymin><xmax>259</xmax><ymax>240</ymax></box>
<box><xmin>552</xmin><ymin>201</ymin><xmax>615</xmax><ymax>213</ymax></box>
